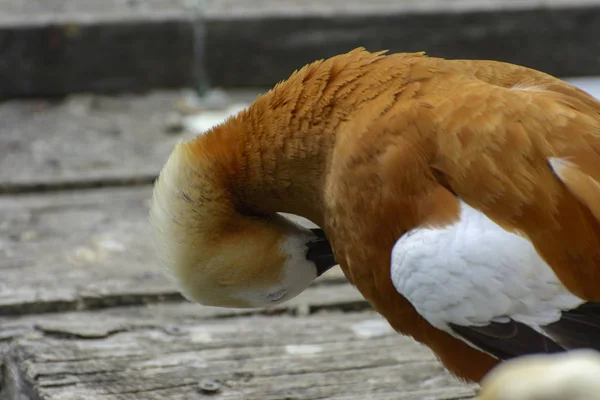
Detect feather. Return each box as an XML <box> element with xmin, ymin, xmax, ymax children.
<box><xmin>450</xmin><ymin>321</ymin><xmax>564</xmax><ymax>360</ymax></box>
<box><xmin>544</xmin><ymin>302</ymin><xmax>600</xmax><ymax>351</ymax></box>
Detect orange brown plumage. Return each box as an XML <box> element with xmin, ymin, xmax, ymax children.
<box><xmin>150</xmin><ymin>48</ymin><xmax>600</xmax><ymax>384</ymax></box>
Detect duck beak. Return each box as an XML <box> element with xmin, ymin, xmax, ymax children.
<box><xmin>306</xmin><ymin>228</ymin><xmax>337</xmax><ymax>276</ymax></box>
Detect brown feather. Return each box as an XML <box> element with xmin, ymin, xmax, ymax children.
<box><xmin>550</xmin><ymin>155</ymin><xmax>600</xmax><ymax>223</ymax></box>
<box><xmin>156</xmin><ymin>48</ymin><xmax>600</xmax><ymax>382</ymax></box>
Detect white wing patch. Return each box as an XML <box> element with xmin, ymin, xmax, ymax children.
<box><xmin>390</xmin><ymin>200</ymin><xmax>583</xmax><ymax>336</ymax></box>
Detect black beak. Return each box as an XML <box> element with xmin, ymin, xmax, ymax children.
<box><xmin>306</xmin><ymin>228</ymin><xmax>337</xmax><ymax>277</ymax></box>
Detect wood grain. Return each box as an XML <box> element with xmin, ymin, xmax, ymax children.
<box><xmin>0</xmin><ymin>90</ymin><xmax>260</xmax><ymax>192</ymax></box>
<box><xmin>3</xmin><ymin>308</ymin><xmax>476</xmax><ymax>400</ymax></box>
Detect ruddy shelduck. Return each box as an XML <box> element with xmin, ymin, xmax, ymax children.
<box><xmin>476</xmin><ymin>349</ymin><xmax>600</xmax><ymax>400</ymax></box>
<box><xmin>150</xmin><ymin>48</ymin><xmax>600</xmax><ymax>383</ymax></box>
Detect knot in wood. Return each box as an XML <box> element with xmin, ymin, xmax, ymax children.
<box><xmin>198</xmin><ymin>378</ymin><xmax>221</xmax><ymax>394</ymax></box>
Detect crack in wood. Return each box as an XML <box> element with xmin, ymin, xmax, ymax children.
<box><xmin>90</xmin><ymin>382</ymin><xmax>200</xmax><ymax>396</ymax></box>
<box><xmin>0</xmin><ymin>175</ymin><xmax>158</xmax><ymax>195</ymax></box>
<box><xmin>32</xmin><ymin>326</ymin><xmax>133</xmax><ymax>341</ymax></box>
<box><xmin>16</xmin><ymin>300</ymin><xmax>373</xmax><ymax>343</ymax></box>
<box><xmin>0</xmin><ymin>293</ymin><xmax>187</xmax><ymax>317</ymax></box>
<box><xmin>0</xmin><ymin>281</ymin><xmax>358</xmax><ymax>318</ymax></box>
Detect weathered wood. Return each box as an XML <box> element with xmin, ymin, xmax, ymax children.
<box><xmin>0</xmin><ymin>0</ymin><xmax>204</xmax><ymax>98</ymax></box>
<box><xmin>2</xmin><ymin>308</ymin><xmax>476</xmax><ymax>400</ymax></box>
<box><xmin>182</xmin><ymin>0</ymin><xmax>600</xmax><ymax>86</ymax></box>
<box><xmin>1</xmin><ymin>80</ymin><xmax>598</xmax><ymax>193</ymax></box>
<box><xmin>0</xmin><ymin>186</ymin><xmax>348</xmax><ymax>316</ymax></box>
<box><xmin>0</xmin><ymin>286</ymin><xmax>368</xmax><ymax>343</ymax></box>
<box><xmin>0</xmin><ymin>90</ymin><xmax>259</xmax><ymax>192</ymax></box>
<box><xmin>2</xmin><ymin>0</ymin><xmax>600</xmax><ymax>96</ymax></box>
<box><xmin>205</xmin><ymin>0</ymin><xmax>600</xmax><ymax>88</ymax></box>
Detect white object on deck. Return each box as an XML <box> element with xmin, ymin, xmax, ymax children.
<box><xmin>564</xmin><ymin>76</ymin><xmax>600</xmax><ymax>100</ymax></box>
<box><xmin>183</xmin><ymin>103</ymin><xmax>249</xmax><ymax>134</ymax></box>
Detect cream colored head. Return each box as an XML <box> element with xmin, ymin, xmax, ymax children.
<box><xmin>149</xmin><ymin>139</ymin><xmax>335</xmax><ymax>308</ymax></box>
<box><xmin>477</xmin><ymin>350</ymin><xmax>600</xmax><ymax>400</ymax></box>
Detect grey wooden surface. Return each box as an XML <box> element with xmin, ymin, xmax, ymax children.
<box><xmin>0</xmin><ymin>90</ymin><xmax>475</xmax><ymax>399</ymax></box>
<box><xmin>2</xmin><ymin>308</ymin><xmax>476</xmax><ymax>400</ymax></box>
<box><xmin>0</xmin><ymin>90</ymin><xmax>260</xmax><ymax>192</ymax></box>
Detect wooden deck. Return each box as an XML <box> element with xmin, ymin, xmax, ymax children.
<box><xmin>0</xmin><ymin>90</ymin><xmax>476</xmax><ymax>399</ymax></box>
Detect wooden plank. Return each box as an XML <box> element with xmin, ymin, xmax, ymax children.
<box><xmin>0</xmin><ymin>186</ymin><xmax>348</xmax><ymax>316</ymax></box>
<box><xmin>2</xmin><ymin>308</ymin><xmax>476</xmax><ymax>399</ymax></box>
<box><xmin>0</xmin><ymin>90</ymin><xmax>259</xmax><ymax>191</ymax></box>
<box><xmin>205</xmin><ymin>0</ymin><xmax>600</xmax><ymax>87</ymax></box>
<box><xmin>2</xmin><ymin>0</ymin><xmax>600</xmax><ymax>97</ymax></box>
<box><xmin>0</xmin><ymin>0</ymin><xmax>203</xmax><ymax>98</ymax></box>
<box><xmin>0</xmin><ymin>288</ymin><xmax>368</xmax><ymax>342</ymax></box>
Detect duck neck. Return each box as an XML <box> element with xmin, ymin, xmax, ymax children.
<box><xmin>186</xmin><ymin>48</ymin><xmax>412</xmax><ymax>226</ymax></box>
<box><xmin>191</xmin><ymin>97</ymin><xmax>337</xmax><ymax>227</ymax></box>
<box><xmin>189</xmin><ymin>77</ymin><xmax>362</xmax><ymax>226</ymax></box>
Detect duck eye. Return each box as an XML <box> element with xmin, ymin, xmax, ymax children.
<box><xmin>266</xmin><ymin>288</ymin><xmax>287</xmax><ymax>302</ymax></box>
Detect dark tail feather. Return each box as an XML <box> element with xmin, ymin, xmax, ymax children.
<box><xmin>449</xmin><ymin>320</ymin><xmax>564</xmax><ymax>361</ymax></box>
<box><xmin>543</xmin><ymin>302</ymin><xmax>600</xmax><ymax>351</ymax></box>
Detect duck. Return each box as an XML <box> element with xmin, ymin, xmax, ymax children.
<box><xmin>476</xmin><ymin>349</ymin><xmax>600</xmax><ymax>400</ymax></box>
<box><xmin>149</xmin><ymin>48</ymin><xmax>600</xmax><ymax>383</ymax></box>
